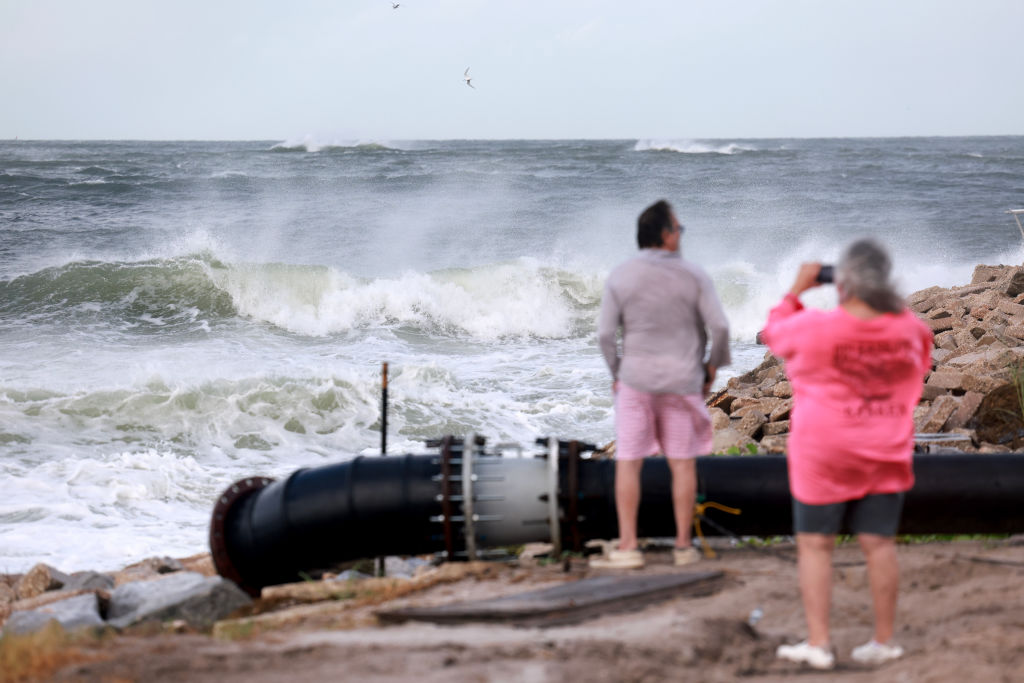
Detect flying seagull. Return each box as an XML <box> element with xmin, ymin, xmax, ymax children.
<box><xmin>391</xmin><ymin>2</ymin><xmax>399</xmax><ymax>8</ymax></box>
<box><xmin>464</xmin><ymin>67</ymin><xmax>475</xmax><ymax>89</ymax></box>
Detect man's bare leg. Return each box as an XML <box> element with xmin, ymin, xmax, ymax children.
<box><xmin>614</xmin><ymin>459</ymin><xmax>645</xmax><ymax>550</ymax></box>
<box><xmin>667</xmin><ymin>457</ymin><xmax>697</xmax><ymax>548</ymax></box>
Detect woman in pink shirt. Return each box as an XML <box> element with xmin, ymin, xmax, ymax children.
<box><xmin>761</xmin><ymin>239</ymin><xmax>932</xmax><ymax>670</ymax></box>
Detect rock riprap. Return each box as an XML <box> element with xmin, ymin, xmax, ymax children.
<box><xmin>707</xmin><ymin>264</ymin><xmax>1024</xmax><ymax>454</ymax></box>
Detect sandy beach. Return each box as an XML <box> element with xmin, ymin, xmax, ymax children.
<box><xmin>4</xmin><ymin>536</ymin><xmax>1020</xmax><ymax>682</ymax></box>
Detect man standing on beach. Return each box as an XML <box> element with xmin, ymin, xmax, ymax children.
<box><xmin>595</xmin><ymin>200</ymin><xmax>730</xmax><ymax>569</ymax></box>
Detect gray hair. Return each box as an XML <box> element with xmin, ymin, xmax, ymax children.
<box><xmin>836</xmin><ymin>238</ymin><xmax>904</xmax><ymax>313</ymax></box>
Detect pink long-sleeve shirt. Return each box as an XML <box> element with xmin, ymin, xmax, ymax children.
<box><xmin>761</xmin><ymin>294</ymin><xmax>933</xmax><ymax>504</ymax></box>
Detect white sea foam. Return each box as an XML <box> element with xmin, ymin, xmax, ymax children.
<box><xmin>634</xmin><ymin>139</ymin><xmax>757</xmax><ymax>155</ymax></box>
<box><xmin>205</xmin><ymin>258</ymin><xmax>603</xmax><ymax>339</ymax></box>
<box><xmin>270</xmin><ymin>135</ymin><xmax>410</xmax><ymax>153</ymax></box>
<box><xmin>0</xmin><ymin>449</ymin><xmax>222</xmax><ymax>572</ymax></box>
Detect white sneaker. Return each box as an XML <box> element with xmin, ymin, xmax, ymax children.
<box><xmin>776</xmin><ymin>641</ymin><xmax>835</xmax><ymax>670</ymax></box>
<box><xmin>588</xmin><ymin>548</ymin><xmax>644</xmax><ymax>569</ymax></box>
<box><xmin>851</xmin><ymin>639</ymin><xmax>904</xmax><ymax>665</ymax></box>
<box><xmin>673</xmin><ymin>546</ymin><xmax>701</xmax><ymax>566</ymax></box>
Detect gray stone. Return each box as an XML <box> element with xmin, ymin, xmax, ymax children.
<box><xmin>107</xmin><ymin>571</ymin><xmax>251</xmax><ymax>630</ymax></box>
<box><xmin>772</xmin><ymin>381</ymin><xmax>793</xmax><ymax>398</ymax></box>
<box><xmin>2</xmin><ymin>593</ymin><xmax>104</xmax><ymax>636</ymax></box>
<box><xmin>383</xmin><ymin>556</ymin><xmax>432</xmax><ymax>579</ymax></box>
<box><xmin>763</xmin><ymin>420</ymin><xmax>790</xmax><ymax>436</ymax></box>
<box><xmin>332</xmin><ymin>569</ymin><xmax>372</xmax><ymax>581</ymax></box>
<box><xmin>65</xmin><ymin>571</ymin><xmax>115</xmax><ymax>593</ymax></box>
<box><xmin>9</xmin><ymin>587</ymin><xmax>108</xmax><ymax>614</ymax></box>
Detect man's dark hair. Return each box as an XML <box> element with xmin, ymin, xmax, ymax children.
<box><xmin>637</xmin><ymin>200</ymin><xmax>673</xmax><ymax>248</ymax></box>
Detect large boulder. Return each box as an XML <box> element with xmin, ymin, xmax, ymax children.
<box><xmin>2</xmin><ymin>593</ymin><xmax>105</xmax><ymax>636</ymax></box>
<box><xmin>106</xmin><ymin>571</ymin><xmax>251</xmax><ymax>630</ymax></box>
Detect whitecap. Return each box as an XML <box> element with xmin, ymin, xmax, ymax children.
<box><xmin>633</xmin><ymin>139</ymin><xmax>757</xmax><ymax>155</ymax></box>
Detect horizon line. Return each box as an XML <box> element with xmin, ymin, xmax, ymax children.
<box><xmin>3</xmin><ymin>133</ymin><xmax>1024</xmax><ymax>143</ymax></box>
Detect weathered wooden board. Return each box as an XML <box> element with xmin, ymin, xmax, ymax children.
<box><xmin>377</xmin><ymin>570</ymin><xmax>724</xmax><ymax>627</ymax></box>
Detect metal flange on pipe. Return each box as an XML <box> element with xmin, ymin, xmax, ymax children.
<box><xmin>210</xmin><ymin>436</ymin><xmax>1024</xmax><ymax>595</ymax></box>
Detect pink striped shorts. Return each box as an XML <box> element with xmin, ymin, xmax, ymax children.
<box><xmin>614</xmin><ymin>382</ymin><xmax>712</xmax><ymax>460</ymax></box>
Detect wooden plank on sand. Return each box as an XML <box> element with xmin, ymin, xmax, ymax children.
<box><xmin>376</xmin><ymin>570</ymin><xmax>724</xmax><ymax>627</ymax></box>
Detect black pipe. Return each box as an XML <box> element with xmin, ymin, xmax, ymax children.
<box><xmin>210</xmin><ymin>447</ymin><xmax>1024</xmax><ymax>595</ymax></box>
<box><xmin>568</xmin><ymin>454</ymin><xmax>795</xmax><ymax>542</ymax></box>
<box><xmin>572</xmin><ymin>453</ymin><xmax>1024</xmax><ymax>540</ymax></box>
<box><xmin>211</xmin><ymin>455</ymin><xmax>446</xmax><ymax>594</ymax></box>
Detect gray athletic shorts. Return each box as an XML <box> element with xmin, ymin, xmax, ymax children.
<box><xmin>792</xmin><ymin>492</ymin><xmax>905</xmax><ymax>536</ymax></box>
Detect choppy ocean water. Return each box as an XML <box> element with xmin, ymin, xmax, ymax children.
<box><xmin>1</xmin><ymin>136</ymin><xmax>1022</xmax><ymax>573</ymax></box>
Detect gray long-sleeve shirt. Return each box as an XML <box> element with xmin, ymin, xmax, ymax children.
<box><xmin>598</xmin><ymin>249</ymin><xmax>731</xmax><ymax>395</ymax></box>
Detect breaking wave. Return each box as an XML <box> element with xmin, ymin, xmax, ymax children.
<box><xmin>634</xmin><ymin>139</ymin><xmax>758</xmax><ymax>155</ymax></box>
<box><xmin>270</xmin><ymin>138</ymin><xmax>406</xmax><ymax>153</ymax></box>
<box><xmin>0</xmin><ymin>255</ymin><xmax>606</xmax><ymax>340</ymax></box>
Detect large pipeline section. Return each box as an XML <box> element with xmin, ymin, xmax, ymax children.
<box><xmin>210</xmin><ymin>437</ymin><xmax>1024</xmax><ymax>595</ymax></box>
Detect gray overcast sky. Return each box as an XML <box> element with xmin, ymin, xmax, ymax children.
<box><xmin>2</xmin><ymin>0</ymin><xmax>1022</xmax><ymax>140</ymax></box>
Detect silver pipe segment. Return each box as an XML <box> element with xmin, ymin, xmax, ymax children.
<box><xmin>209</xmin><ymin>438</ymin><xmax>1024</xmax><ymax>595</ymax></box>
